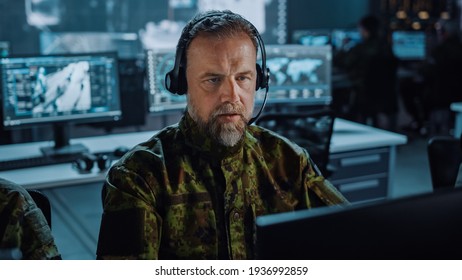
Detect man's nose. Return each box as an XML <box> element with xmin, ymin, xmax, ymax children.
<box><xmin>220</xmin><ymin>78</ymin><xmax>240</xmax><ymax>103</ymax></box>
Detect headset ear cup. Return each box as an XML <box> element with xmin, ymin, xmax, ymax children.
<box><xmin>73</xmin><ymin>153</ymin><xmax>96</xmax><ymax>173</ymax></box>
<box><xmin>255</xmin><ymin>63</ymin><xmax>269</xmax><ymax>91</ymax></box>
<box><xmin>165</xmin><ymin>67</ymin><xmax>186</xmax><ymax>95</ymax></box>
<box><xmin>96</xmin><ymin>154</ymin><xmax>111</xmax><ymax>172</ymax></box>
<box><xmin>176</xmin><ymin>66</ymin><xmax>187</xmax><ymax>95</ymax></box>
<box><xmin>165</xmin><ymin>70</ymin><xmax>177</xmax><ymax>94</ymax></box>
<box><xmin>255</xmin><ymin>63</ymin><xmax>262</xmax><ymax>90</ymax></box>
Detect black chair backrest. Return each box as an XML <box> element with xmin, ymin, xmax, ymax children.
<box><xmin>427</xmin><ymin>136</ymin><xmax>462</xmax><ymax>189</ymax></box>
<box><xmin>27</xmin><ymin>189</ymin><xmax>52</xmax><ymax>229</ymax></box>
<box><xmin>256</xmin><ymin>108</ymin><xmax>335</xmax><ymax>177</ymax></box>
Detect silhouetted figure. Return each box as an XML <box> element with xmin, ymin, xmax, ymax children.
<box><xmin>336</xmin><ymin>15</ymin><xmax>399</xmax><ymax>131</ymax></box>
<box><xmin>422</xmin><ymin>19</ymin><xmax>462</xmax><ymax>136</ymax></box>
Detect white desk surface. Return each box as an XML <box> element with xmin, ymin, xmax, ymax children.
<box><xmin>330</xmin><ymin>118</ymin><xmax>407</xmax><ymax>153</ymax></box>
<box><xmin>0</xmin><ymin>119</ymin><xmax>407</xmax><ymax>189</ymax></box>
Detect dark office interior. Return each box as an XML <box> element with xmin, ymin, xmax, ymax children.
<box><xmin>1</xmin><ymin>0</ymin><xmax>462</xmax><ymax>260</ymax></box>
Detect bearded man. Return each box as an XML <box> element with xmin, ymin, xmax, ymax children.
<box><xmin>97</xmin><ymin>10</ymin><xmax>347</xmax><ymax>260</ymax></box>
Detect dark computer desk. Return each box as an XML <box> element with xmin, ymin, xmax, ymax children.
<box><xmin>0</xmin><ymin>119</ymin><xmax>406</xmax><ymax>203</ymax></box>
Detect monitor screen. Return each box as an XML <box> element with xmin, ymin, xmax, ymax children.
<box><xmin>40</xmin><ymin>32</ymin><xmax>141</xmax><ymax>59</ymax></box>
<box><xmin>255</xmin><ymin>188</ymin><xmax>462</xmax><ymax>259</ymax></box>
<box><xmin>0</xmin><ymin>41</ymin><xmax>9</xmax><ymax>58</ymax></box>
<box><xmin>392</xmin><ymin>31</ymin><xmax>426</xmax><ymax>61</ymax></box>
<box><xmin>0</xmin><ymin>52</ymin><xmax>121</xmax><ymax>156</ymax></box>
<box><xmin>265</xmin><ymin>45</ymin><xmax>332</xmax><ymax>105</ymax></box>
<box><xmin>331</xmin><ymin>29</ymin><xmax>362</xmax><ymax>51</ymax></box>
<box><xmin>145</xmin><ymin>48</ymin><xmax>187</xmax><ymax>113</ymax></box>
<box><xmin>292</xmin><ymin>29</ymin><xmax>331</xmax><ymax>46</ymax></box>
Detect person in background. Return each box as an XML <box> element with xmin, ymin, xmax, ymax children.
<box><xmin>335</xmin><ymin>15</ymin><xmax>399</xmax><ymax>131</ymax></box>
<box><xmin>420</xmin><ymin>18</ymin><xmax>462</xmax><ymax>136</ymax></box>
<box><xmin>97</xmin><ymin>10</ymin><xmax>348</xmax><ymax>260</ymax></box>
<box><xmin>0</xmin><ymin>177</ymin><xmax>61</xmax><ymax>260</ymax></box>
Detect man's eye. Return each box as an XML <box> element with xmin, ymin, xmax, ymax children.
<box><xmin>208</xmin><ymin>77</ymin><xmax>220</xmax><ymax>84</ymax></box>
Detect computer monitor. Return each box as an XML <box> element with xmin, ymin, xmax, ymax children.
<box><xmin>145</xmin><ymin>48</ymin><xmax>187</xmax><ymax>113</ymax></box>
<box><xmin>265</xmin><ymin>45</ymin><xmax>332</xmax><ymax>105</ymax></box>
<box><xmin>85</xmin><ymin>58</ymin><xmax>147</xmax><ymax>132</ymax></box>
<box><xmin>40</xmin><ymin>32</ymin><xmax>142</xmax><ymax>59</ymax></box>
<box><xmin>0</xmin><ymin>41</ymin><xmax>9</xmax><ymax>58</ymax></box>
<box><xmin>0</xmin><ymin>52</ymin><xmax>121</xmax><ymax>156</ymax></box>
<box><xmin>256</xmin><ymin>188</ymin><xmax>462</xmax><ymax>260</ymax></box>
<box><xmin>292</xmin><ymin>29</ymin><xmax>331</xmax><ymax>46</ymax></box>
<box><xmin>331</xmin><ymin>29</ymin><xmax>362</xmax><ymax>51</ymax></box>
<box><xmin>392</xmin><ymin>31</ymin><xmax>426</xmax><ymax>61</ymax></box>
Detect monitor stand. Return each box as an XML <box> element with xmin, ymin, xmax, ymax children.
<box><xmin>40</xmin><ymin>124</ymin><xmax>89</xmax><ymax>157</ymax></box>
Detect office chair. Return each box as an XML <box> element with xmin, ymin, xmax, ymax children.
<box><xmin>255</xmin><ymin>108</ymin><xmax>335</xmax><ymax>177</ymax></box>
<box><xmin>427</xmin><ymin>136</ymin><xmax>462</xmax><ymax>189</ymax></box>
<box><xmin>27</xmin><ymin>189</ymin><xmax>52</xmax><ymax>229</ymax></box>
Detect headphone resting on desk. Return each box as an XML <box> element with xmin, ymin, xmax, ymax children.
<box><xmin>73</xmin><ymin>153</ymin><xmax>111</xmax><ymax>173</ymax></box>
<box><xmin>73</xmin><ymin>146</ymin><xmax>130</xmax><ymax>173</ymax></box>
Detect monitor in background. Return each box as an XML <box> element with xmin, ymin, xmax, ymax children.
<box><xmin>392</xmin><ymin>31</ymin><xmax>426</xmax><ymax>61</ymax></box>
<box><xmin>84</xmin><ymin>58</ymin><xmax>147</xmax><ymax>132</ymax></box>
<box><xmin>331</xmin><ymin>29</ymin><xmax>362</xmax><ymax>52</ymax></box>
<box><xmin>0</xmin><ymin>52</ymin><xmax>121</xmax><ymax>156</ymax></box>
<box><xmin>292</xmin><ymin>29</ymin><xmax>331</xmax><ymax>46</ymax></box>
<box><xmin>265</xmin><ymin>45</ymin><xmax>332</xmax><ymax>105</ymax></box>
<box><xmin>255</xmin><ymin>187</ymin><xmax>462</xmax><ymax>259</ymax></box>
<box><xmin>145</xmin><ymin>48</ymin><xmax>186</xmax><ymax>113</ymax></box>
<box><xmin>40</xmin><ymin>32</ymin><xmax>142</xmax><ymax>59</ymax></box>
<box><xmin>0</xmin><ymin>41</ymin><xmax>9</xmax><ymax>58</ymax></box>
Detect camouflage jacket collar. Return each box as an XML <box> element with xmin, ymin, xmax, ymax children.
<box><xmin>179</xmin><ymin>112</ymin><xmax>245</xmax><ymax>160</ymax></box>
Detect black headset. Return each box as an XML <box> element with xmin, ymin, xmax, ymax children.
<box><xmin>73</xmin><ymin>153</ymin><xmax>111</xmax><ymax>174</ymax></box>
<box><xmin>164</xmin><ymin>11</ymin><xmax>270</xmax><ymax>124</ymax></box>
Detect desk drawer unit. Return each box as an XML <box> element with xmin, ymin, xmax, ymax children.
<box><xmin>329</xmin><ymin>147</ymin><xmax>390</xmax><ymax>202</ymax></box>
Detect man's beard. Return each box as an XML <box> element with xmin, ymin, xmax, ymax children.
<box><xmin>190</xmin><ymin>102</ymin><xmax>248</xmax><ymax>147</ymax></box>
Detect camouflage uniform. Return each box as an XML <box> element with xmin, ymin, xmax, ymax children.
<box><xmin>0</xmin><ymin>178</ymin><xmax>61</xmax><ymax>260</ymax></box>
<box><xmin>97</xmin><ymin>113</ymin><xmax>347</xmax><ymax>259</ymax></box>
